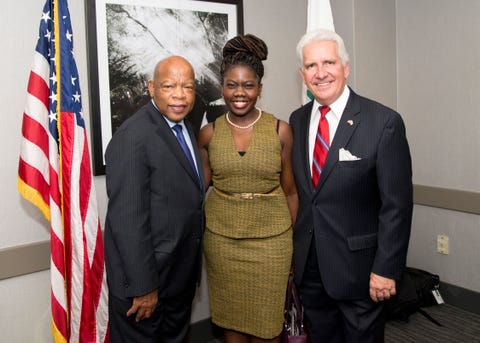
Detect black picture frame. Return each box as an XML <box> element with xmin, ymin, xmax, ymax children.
<box><xmin>85</xmin><ymin>0</ymin><xmax>244</xmax><ymax>175</ymax></box>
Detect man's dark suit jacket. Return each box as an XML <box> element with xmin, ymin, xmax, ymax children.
<box><xmin>104</xmin><ymin>101</ymin><xmax>205</xmax><ymax>300</ymax></box>
<box><xmin>289</xmin><ymin>88</ymin><xmax>413</xmax><ymax>300</ymax></box>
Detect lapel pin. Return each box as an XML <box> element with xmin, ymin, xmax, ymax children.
<box><xmin>347</xmin><ymin>120</ymin><xmax>353</xmax><ymax>126</ymax></box>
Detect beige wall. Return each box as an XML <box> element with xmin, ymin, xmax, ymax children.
<box><xmin>0</xmin><ymin>0</ymin><xmax>307</xmax><ymax>341</ymax></box>
<box><xmin>331</xmin><ymin>0</ymin><xmax>397</xmax><ymax>108</ymax></box>
<box><xmin>333</xmin><ymin>0</ymin><xmax>480</xmax><ymax>292</ymax></box>
<box><xmin>397</xmin><ymin>0</ymin><xmax>480</xmax><ymax>291</ymax></box>
<box><xmin>2</xmin><ymin>0</ymin><xmax>480</xmax><ymax>341</ymax></box>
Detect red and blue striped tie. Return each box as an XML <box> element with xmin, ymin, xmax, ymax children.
<box><xmin>312</xmin><ymin>105</ymin><xmax>330</xmax><ymax>187</ymax></box>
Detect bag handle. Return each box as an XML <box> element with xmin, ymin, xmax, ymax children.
<box><xmin>285</xmin><ymin>274</ymin><xmax>307</xmax><ymax>335</ymax></box>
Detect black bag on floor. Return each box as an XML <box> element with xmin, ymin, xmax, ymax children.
<box><xmin>387</xmin><ymin>267</ymin><xmax>443</xmax><ymax>326</ymax></box>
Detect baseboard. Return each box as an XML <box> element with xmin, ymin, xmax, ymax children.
<box><xmin>187</xmin><ymin>318</ymin><xmax>222</xmax><ymax>343</ymax></box>
<box><xmin>440</xmin><ymin>281</ymin><xmax>480</xmax><ymax>315</ymax></box>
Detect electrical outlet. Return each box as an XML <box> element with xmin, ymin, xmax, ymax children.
<box><xmin>437</xmin><ymin>235</ymin><xmax>449</xmax><ymax>255</ymax></box>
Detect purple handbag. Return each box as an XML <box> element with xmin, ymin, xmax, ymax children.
<box><xmin>281</xmin><ymin>275</ymin><xmax>308</xmax><ymax>343</ymax></box>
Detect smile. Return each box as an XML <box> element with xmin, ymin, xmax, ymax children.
<box><xmin>170</xmin><ymin>104</ymin><xmax>187</xmax><ymax>112</ymax></box>
<box><xmin>232</xmin><ymin>100</ymin><xmax>249</xmax><ymax>109</ymax></box>
<box><xmin>314</xmin><ymin>81</ymin><xmax>331</xmax><ymax>86</ymax></box>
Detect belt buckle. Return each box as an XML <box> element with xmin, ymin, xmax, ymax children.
<box><xmin>239</xmin><ymin>192</ymin><xmax>254</xmax><ymax>200</ymax></box>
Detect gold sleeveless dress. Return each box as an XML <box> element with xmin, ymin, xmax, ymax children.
<box><xmin>204</xmin><ymin>112</ymin><xmax>293</xmax><ymax>339</ymax></box>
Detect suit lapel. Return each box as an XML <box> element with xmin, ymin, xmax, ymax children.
<box><xmin>314</xmin><ymin>89</ymin><xmax>361</xmax><ymax>193</ymax></box>
<box><xmin>147</xmin><ymin>103</ymin><xmax>202</xmax><ymax>189</ymax></box>
<box><xmin>297</xmin><ymin>102</ymin><xmax>315</xmax><ymax>194</ymax></box>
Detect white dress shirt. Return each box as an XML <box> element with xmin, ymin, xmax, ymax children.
<box><xmin>308</xmin><ymin>86</ymin><xmax>350</xmax><ymax>177</ymax></box>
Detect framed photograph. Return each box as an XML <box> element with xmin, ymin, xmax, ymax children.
<box><xmin>85</xmin><ymin>0</ymin><xmax>243</xmax><ymax>175</ymax></box>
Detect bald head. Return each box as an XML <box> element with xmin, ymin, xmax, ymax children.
<box><xmin>153</xmin><ymin>56</ymin><xmax>194</xmax><ymax>81</ymax></box>
<box><xmin>148</xmin><ymin>56</ymin><xmax>196</xmax><ymax>122</ymax></box>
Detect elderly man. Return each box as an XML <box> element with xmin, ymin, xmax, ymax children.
<box><xmin>289</xmin><ymin>29</ymin><xmax>413</xmax><ymax>342</ymax></box>
<box><xmin>104</xmin><ymin>56</ymin><xmax>205</xmax><ymax>343</ymax></box>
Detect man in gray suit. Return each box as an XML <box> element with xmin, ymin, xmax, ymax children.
<box><xmin>289</xmin><ymin>29</ymin><xmax>413</xmax><ymax>342</ymax></box>
<box><xmin>104</xmin><ymin>56</ymin><xmax>205</xmax><ymax>343</ymax></box>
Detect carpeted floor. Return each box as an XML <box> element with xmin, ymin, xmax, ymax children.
<box><xmin>207</xmin><ymin>304</ymin><xmax>480</xmax><ymax>343</ymax></box>
<box><xmin>385</xmin><ymin>304</ymin><xmax>480</xmax><ymax>342</ymax></box>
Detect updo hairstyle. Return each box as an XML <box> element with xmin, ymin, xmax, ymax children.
<box><xmin>220</xmin><ymin>34</ymin><xmax>268</xmax><ymax>82</ymax></box>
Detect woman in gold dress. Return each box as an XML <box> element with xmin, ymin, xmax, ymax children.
<box><xmin>198</xmin><ymin>34</ymin><xmax>298</xmax><ymax>343</ymax></box>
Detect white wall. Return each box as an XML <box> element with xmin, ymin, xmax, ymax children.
<box><xmin>1</xmin><ymin>0</ymin><xmax>306</xmax><ymax>341</ymax></box>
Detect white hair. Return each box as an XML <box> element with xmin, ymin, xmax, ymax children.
<box><xmin>296</xmin><ymin>29</ymin><xmax>350</xmax><ymax>68</ymax></box>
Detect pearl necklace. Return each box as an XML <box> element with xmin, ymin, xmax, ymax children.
<box><xmin>225</xmin><ymin>107</ymin><xmax>263</xmax><ymax>129</ymax></box>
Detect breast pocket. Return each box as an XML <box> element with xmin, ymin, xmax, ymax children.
<box><xmin>337</xmin><ymin>158</ymin><xmax>369</xmax><ymax>169</ymax></box>
<box><xmin>333</xmin><ymin>158</ymin><xmax>374</xmax><ymax>191</ymax></box>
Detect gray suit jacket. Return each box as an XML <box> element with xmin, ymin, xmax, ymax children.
<box><xmin>105</xmin><ymin>101</ymin><xmax>205</xmax><ymax>299</ymax></box>
<box><xmin>289</xmin><ymin>88</ymin><xmax>413</xmax><ymax>300</ymax></box>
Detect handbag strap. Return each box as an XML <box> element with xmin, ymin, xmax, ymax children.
<box><xmin>290</xmin><ymin>276</ymin><xmax>305</xmax><ymax>324</ymax></box>
<box><xmin>285</xmin><ymin>274</ymin><xmax>307</xmax><ymax>335</ymax></box>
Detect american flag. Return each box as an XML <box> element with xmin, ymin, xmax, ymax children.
<box><xmin>17</xmin><ymin>0</ymin><xmax>109</xmax><ymax>342</ymax></box>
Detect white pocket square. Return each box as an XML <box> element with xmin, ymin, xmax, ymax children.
<box><xmin>339</xmin><ymin>148</ymin><xmax>362</xmax><ymax>161</ymax></box>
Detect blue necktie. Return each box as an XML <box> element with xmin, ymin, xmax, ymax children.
<box><xmin>172</xmin><ymin>124</ymin><xmax>200</xmax><ymax>183</ymax></box>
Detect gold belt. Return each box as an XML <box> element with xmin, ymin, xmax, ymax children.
<box><xmin>213</xmin><ymin>187</ymin><xmax>281</xmax><ymax>200</ymax></box>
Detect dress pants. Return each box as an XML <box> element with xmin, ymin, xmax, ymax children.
<box><xmin>298</xmin><ymin>240</ymin><xmax>386</xmax><ymax>343</ymax></box>
<box><xmin>108</xmin><ymin>285</ymin><xmax>197</xmax><ymax>343</ymax></box>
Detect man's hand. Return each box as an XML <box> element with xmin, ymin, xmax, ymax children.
<box><xmin>369</xmin><ymin>272</ymin><xmax>396</xmax><ymax>302</ymax></box>
<box><xmin>126</xmin><ymin>289</ymin><xmax>158</xmax><ymax>322</ymax></box>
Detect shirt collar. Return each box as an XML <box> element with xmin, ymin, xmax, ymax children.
<box><xmin>151</xmin><ymin>99</ymin><xmax>185</xmax><ymax>128</ymax></box>
<box><xmin>313</xmin><ymin>85</ymin><xmax>350</xmax><ymax>120</ymax></box>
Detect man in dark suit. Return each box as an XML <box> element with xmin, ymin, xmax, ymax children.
<box><xmin>289</xmin><ymin>29</ymin><xmax>413</xmax><ymax>342</ymax></box>
<box><xmin>104</xmin><ymin>56</ymin><xmax>205</xmax><ymax>343</ymax></box>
